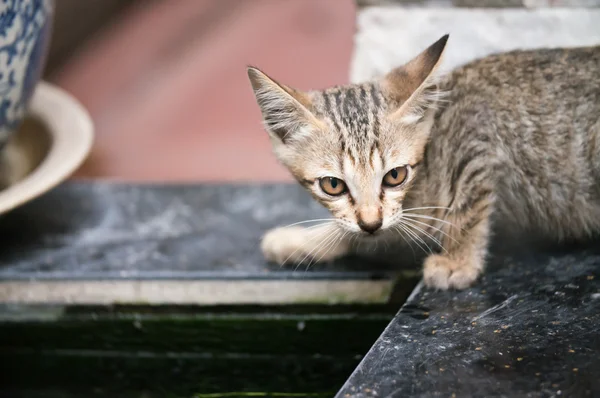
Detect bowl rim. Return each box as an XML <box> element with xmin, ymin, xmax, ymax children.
<box><xmin>0</xmin><ymin>81</ymin><xmax>94</xmax><ymax>215</ymax></box>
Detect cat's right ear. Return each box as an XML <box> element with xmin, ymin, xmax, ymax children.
<box><xmin>247</xmin><ymin>67</ymin><xmax>322</xmax><ymax>144</ymax></box>
<box><xmin>382</xmin><ymin>34</ymin><xmax>449</xmax><ymax>124</ymax></box>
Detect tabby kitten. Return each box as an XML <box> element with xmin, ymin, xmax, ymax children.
<box><xmin>247</xmin><ymin>35</ymin><xmax>600</xmax><ymax>290</ymax></box>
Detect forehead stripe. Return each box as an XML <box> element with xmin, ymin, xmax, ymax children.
<box><xmin>343</xmin><ymin>87</ymin><xmax>356</xmax><ymax>118</ymax></box>
<box><xmin>323</xmin><ymin>93</ymin><xmax>342</xmax><ymax>131</ymax></box>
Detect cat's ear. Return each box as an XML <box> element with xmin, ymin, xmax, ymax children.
<box><xmin>382</xmin><ymin>34</ymin><xmax>449</xmax><ymax>124</ymax></box>
<box><xmin>247</xmin><ymin>67</ymin><xmax>321</xmax><ymax>143</ymax></box>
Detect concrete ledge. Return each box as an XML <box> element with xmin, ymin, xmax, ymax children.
<box><xmin>0</xmin><ymin>279</ymin><xmax>396</xmax><ymax>305</ymax></box>
<box><xmin>0</xmin><ymin>182</ymin><xmax>419</xmax><ymax>306</ymax></box>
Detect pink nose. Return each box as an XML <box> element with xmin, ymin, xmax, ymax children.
<box><xmin>358</xmin><ymin>219</ymin><xmax>382</xmax><ymax>234</ymax></box>
<box><xmin>357</xmin><ymin>207</ymin><xmax>382</xmax><ymax>234</ymax></box>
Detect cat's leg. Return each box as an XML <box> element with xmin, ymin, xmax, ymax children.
<box><xmin>422</xmin><ymin>191</ymin><xmax>494</xmax><ymax>290</ymax></box>
<box><xmin>261</xmin><ymin>225</ymin><xmax>350</xmax><ymax>265</ymax></box>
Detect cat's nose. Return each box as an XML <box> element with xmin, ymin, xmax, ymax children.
<box><xmin>357</xmin><ymin>207</ymin><xmax>383</xmax><ymax>234</ymax></box>
<box><xmin>358</xmin><ymin>219</ymin><xmax>383</xmax><ymax>234</ymax></box>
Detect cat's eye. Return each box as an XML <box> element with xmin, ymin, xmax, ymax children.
<box><xmin>319</xmin><ymin>177</ymin><xmax>347</xmax><ymax>196</ymax></box>
<box><xmin>383</xmin><ymin>166</ymin><xmax>408</xmax><ymax>187</ymax></box>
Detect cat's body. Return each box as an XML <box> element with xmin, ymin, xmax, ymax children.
<box><xmin>427</xmin><ymin>46</ymin><xmax>600</xmax><ymax>239</ymax></box>
<box><xmin>248</xmin><ymin>36</ymin><xmax>600</xmax><ymax>290</ymax></box>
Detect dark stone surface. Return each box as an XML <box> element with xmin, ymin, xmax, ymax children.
<box><xmin>336</xmin><ymin>243</ymin><xmax>600</xmax><ymax>397</ymax></box>
<box><xmin>4</xmin><ymin>182</ymin><xmax>599</xmax><ymax>396</ymax></box>
<box><xmin>0</xmin><ymin>182</ymin><xmax>400</xmax><ymax>281</ymax></box>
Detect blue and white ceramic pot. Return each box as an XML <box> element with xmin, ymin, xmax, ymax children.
<box><xmin>0</xmin><ymin>0</ymin><xmax>54</xmax><ymax>149</ymax></box>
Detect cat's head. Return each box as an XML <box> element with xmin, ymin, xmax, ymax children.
<box><xmin>248</xmin><ymin>35</ymin><xmax>448</xmax><ymax>236</ymax></box>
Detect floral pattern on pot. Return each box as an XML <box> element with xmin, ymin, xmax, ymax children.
<box><xmin>0</xmin><ymin>0</ymin><xmax>53</xmax><ymax>148</ymax></box>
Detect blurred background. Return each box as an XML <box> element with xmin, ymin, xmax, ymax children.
<box><xmin>43</xmin><ymin>0</ymin><xmax>599</xmax><ymax>183</ymax></box>
<box><xmin>45</xmin><ymin>0</ymin><xmax>357</xmax><ymax>182</ymax></box>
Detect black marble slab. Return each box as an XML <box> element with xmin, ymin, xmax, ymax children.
<box><xmin>0</xmin><ymin>182</ymin><xmax>403</xmax><ymax>281</ymax></box>
<box><xmin>336</xmin><ymin>243</ymin><xmax>600</xmax><ymax>397</ymax></box>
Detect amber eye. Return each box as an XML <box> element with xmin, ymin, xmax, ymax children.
<box><xmin>383</xmin><ymin>166</ymin><xmax>408</xmax><ymax>187</ymax></box>
<box><xmin>319</xmin><ymin>177</ymin><xmax>347</xmax><ymax>196</ymax></box>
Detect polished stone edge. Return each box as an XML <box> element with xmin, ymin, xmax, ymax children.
<box><xmin>334</xmin><ymin>248</ymin><xmax>600</xmax><ymax>397</ymax></box>
<box><xmin>0</xmin><ymin>270</ymin><xmax>412</xmax><ymax>281</ymax></box>
<box><xmin>0</xmin><ymin>279</ymin><xmax>394</xmax><ymax>305</ymax></box>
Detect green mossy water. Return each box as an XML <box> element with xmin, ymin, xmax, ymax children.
<box><xmin>0</xmin><ymin>302</ymin><xmax>412</xmax><ymax>397</ymax></box>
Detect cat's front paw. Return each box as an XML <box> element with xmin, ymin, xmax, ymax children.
<box><xmin>261</xmin><ymin>226</ymin><xmax>309</xmax><ymax>265</ymax></box>
<box><xmin>261</xmin><ymin>226</ymin><xmax>348</xmax><ymax>266</ymax></box>
<box><xmin>423</xmin><ymin>254</ymin><xmax>481</xmax><ymax>290</ymax></box>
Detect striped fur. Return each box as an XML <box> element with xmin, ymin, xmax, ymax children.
<box><xmin>248</xmin><ymin>36</ymin><xmax>600</xmax><ymax>290</ymax></box>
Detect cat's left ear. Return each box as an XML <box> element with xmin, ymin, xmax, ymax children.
<box><xmin>382</xmin><ymin>34</ymin><xmax>449</xmax><ymax>124</ymax></box>
<box><xmin>247</xmin><ymin>67</ymin><xmax>322</xmax><ymax>144</ymax></box>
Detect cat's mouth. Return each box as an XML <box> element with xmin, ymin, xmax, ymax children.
<box><xmin>357</xmin><ymin>229</ymin><xmax>386</xmax><ymax>239</ymax></box>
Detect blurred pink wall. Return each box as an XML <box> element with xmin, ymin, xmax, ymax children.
<box><xmin>51</xmin><ymin>0</ymin><xmax>356</xmax><ymax>182</ymax></box>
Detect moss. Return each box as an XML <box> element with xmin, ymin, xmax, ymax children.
<box><xmin>0</xmin><ymin>303</ymin><xmax>401</xmax><ymax>395</ymax></box>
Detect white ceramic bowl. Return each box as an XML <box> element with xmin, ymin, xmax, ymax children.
<box><xmin>0</xmin><ymin>82</ymin><xmax>94</xmax><ymax>215</ymax></box>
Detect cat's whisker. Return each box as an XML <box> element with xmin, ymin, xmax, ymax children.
<box><xmin>401</xmin><ymin>219</ymin><xmax>444</xmax><ymax>248</ymax></box>
<box><xmin>397</xmin><ymin>224</ymin><xmax>431</xmax><ymax>256</ymax></box>
<box><xmin>349</xmin><ymin>232</ymin><xmax>361</xmax><ymax>251</ymax></box>
<box><xmin>288</xmin><ymin>234</ymin><xmax>328</xmax><ymax>270</ymax></box>
<box><xmin>296</xmin><ymin>228</ymin><xmax>338</xmax><ymax>269</ymax></box>
<box><xmin>281</xmin><ymin>218</ymin><xmax>335</xmax><ymax>228</ymax></box>
<box><xmin>402</xmin><ymin>206</ymin><xmax>452</xmax><ymax>213</ymax></box>
<box><xmin>308</xmin><ymin>228</ymin><xmax>345</xmax><ymax>268</ymax></box>
<box><xmin>282</xmin><ymin>225</ymin><xmax>332</xmax><ymax>268</ymax></box>
<box><xmin>306</xmin><ymin>229</ymin><xmax>341</xmax><ymax>269</ymax></box>
<box><xmin>272</xmin><ymin>223</ymin><xmax>336</xmax><ymax>268</ymax></box>
<box><xmin>330</xmin><ymin>231</ymin><xmax>350</xmax><ymax>262</ymax></box>
<box><xmin>400</xmin><ymin>224</ymin><xmax>431</xmax><ymax>256</ymax></box>
<box><xmin>303</xmin><ymin>222</ymin><xmax>335</xmax><ymax>231</ymax></box>
<box><xmin>264</xmin><ymin>224</ymin><xmax>333</xmax><ymax>267</ymax></box>
<box><xmin>401</xmin><ymin>223</ymin><xmax>434</xmax><ymax>255</ymax></box>
<box><xmin>355</xmin><ymin>233</ymin><xmax>364</xmax><ymax>252</ymax></box>
<box><xmin>401</xmin><ymin>213</ymin><xmax>459</xmax><ymax>229</ymax></box>
<box><xmin>401</xmin><ymin>219</ymin><xmax>448</xmax><ymax>254</ymax></box>
<box><xmin>392</xmin><ymin>226</ymin><xmax>417</xmax><ymax>261</ymax></box>
<box><xmin>382</xmin><ymin>235</ymin><xmax>390</xmax><ymax>252</ymax></box>
<box><xmin>372</xmin><ymin>237</ymin><xmax>379</xmax><ymax>253</ymax></box>
<box><xmin>311</xmin><ymin>230</ymin><xmax>348</xmax><ymax>269</ymax></box>
<box><xmin>401</xmin><ymin>216</ymin><xmax>460</xmax><ymax>246</ymax></box>
<box><xmin>297</xmin><ymin>228</ymin><xmax>340</xmax><ymax>270</ymax></box>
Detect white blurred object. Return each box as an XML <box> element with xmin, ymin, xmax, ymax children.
<box><xmin>351</xmin><ymin>8</ymin><xmax>600</xmax><ymax>82</ymax></box>
<box><xmin>0</xmin><ymin>83</ymin><xmax>94</xmax><ymax>215</ymax></box>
